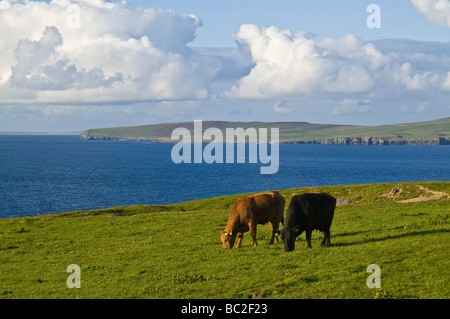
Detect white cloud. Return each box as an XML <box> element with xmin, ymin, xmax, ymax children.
<box><xmin>225</xmin><ymin>24</ymin><xmax>450</xmax><ymax>109</ymax></box>
<box><xmin>225</xmin><ymin>25</ymin><xmax>388</xmax><ymax>99</ymax></box>
<box><xmin>9</xmin><ymin>26</ymin><xmax>122</xmax><ymax>91</ymax></box>
<box><xmin>332</xmin><ymin>99</ymin><xmax>371</xmax><ymax>116</ymax></box>
<box><xmin>442</xmin><ymin>72</ymin><xmax>450</xmax><ymax>90</ymax></box>
<box><xmin>42</xmin><ymin>105</ymin><xmax>89</xmax><ymax>117</ymax></box>
<box><xmin>148</xmin><ymin>101</ymin><xmax>201</xmax><ymax>118</ymax></box>
<box><xmin>415</xmin><ymin>101</ymin><xmax>430</xmax><ymax>113</ymax></box>
<box><xmin>0</xmin><ymin>0</ymin><xmax>221</xmax><ymax>104</ymax></box>
<box><xmin>273</xmin><ymin>101</ymin><xmax>294</xmax><ymax>114</ymax></box>
<box><xmin>410</xmin><ymin>0</ymin><xmax>450</xmax><ymax>28</ymax></box>
<box><xmin>399</xmin><ymin>62</ymin><xmax>445</xmax><ymax>91</ymax></box>
<box><xmin>1</xmin><ymin>1</ymin><xmax>449</xmax><ymax>124</ymax></box>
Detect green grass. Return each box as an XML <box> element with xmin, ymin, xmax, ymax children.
<box><xmin>0</xmin><ymin>181</ymin><xmax>449</xmax><ymax>299</ymax></box>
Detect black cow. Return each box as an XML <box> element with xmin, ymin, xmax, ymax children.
<box><xmin>281</xmin><ymin>193</ymin><xmax>336</xmax><ymax>252</ymax></box>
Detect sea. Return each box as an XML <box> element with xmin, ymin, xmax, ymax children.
<box><xmin>0</xmin><ymin>134</ymin><xmax>449</xmax><ymax>218</ymax></box>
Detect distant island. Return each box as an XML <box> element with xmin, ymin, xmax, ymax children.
<box><xmin>81</xmin><ymin>118</ymin><xmax>450</xmax><ymax>145</ymax></box>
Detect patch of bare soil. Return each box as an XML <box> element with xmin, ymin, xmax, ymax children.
<box><xmin>381</xmin><ymin>186</ymin><xmax>403</xmax><ymax>199</ymax></box>
<box><xmin>396</xmin><ymin>185</ymin><xmax>449</xmax><ymax>203</ymax></box>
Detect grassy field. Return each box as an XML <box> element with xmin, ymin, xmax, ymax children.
<box><xmin>0</xmin><ymin>181</ymin><xmax>449</xmax><ymax>299</ymax></box>
<box><xmin>81</xmin><ymin>118</ymin><xmax>450</xmax><ymax>144</ymax></box>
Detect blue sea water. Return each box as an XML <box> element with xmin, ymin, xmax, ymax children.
<box><xmin>0</xmin><ymin>134</ymin><xmax>449</xmax><ymax>218</ymax></box>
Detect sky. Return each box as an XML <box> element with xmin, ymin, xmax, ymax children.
<box><xmin>0</xmin><ymin>0</ymin><xmax>449</xmax><ymax>132</ymax></box>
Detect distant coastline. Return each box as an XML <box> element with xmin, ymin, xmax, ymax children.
<box><xmin>0</xmin><ymin>132</ymin><xmax>80</xmax><ymax>135</ymax></box>
<box><xmin>81</xmin><ymin>118</ymin><xmax>450</xmax><ymax>145</ymax></box>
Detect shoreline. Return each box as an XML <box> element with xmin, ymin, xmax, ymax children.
<box><xmin>0</xmin><ymin>132</ymin><xmax>80</xmax><ymax>135</ymax></box>
<box><xmin>81</xmin><ymin>134</ymin><xmax>450</xmax><ymax>145</ymax></box>
<box><xmin>2</xmin><ymin>180</ymin><xmax>448</xmax><ymax>220</ymax></box>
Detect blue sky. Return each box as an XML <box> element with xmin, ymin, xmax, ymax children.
<box><xmin>0</xmin><ymin>0</ymin><xmax>449</xmax><ymax>131</ymax></box>
<box><xmin>140</xmin><ymin>0</ymin><xmax>450</xmax><ymax>45</ymax></box>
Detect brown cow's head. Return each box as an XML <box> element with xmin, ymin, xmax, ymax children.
<box><xmin>220</xmin><ymin>231</ymin><xmax>236</xmax><ymax>249</ymax></box>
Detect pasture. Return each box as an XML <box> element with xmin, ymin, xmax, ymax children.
<box><xmin>0</xmin><ymin>181</ymin><xmax>448</xmax><ymax>299</ymax></box>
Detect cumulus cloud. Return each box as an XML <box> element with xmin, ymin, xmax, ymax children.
<box><xmin>225</xmin><ymin>24</ymin><xmax>450</xmax><ymax>104</ymax></box>
<box><xmin>0</xmin><ymin>0</ymin><xmax>222</xmax><ymax>104</ymax></box>
<box><xmin>410</xmin><ymin>0</ymin><xmax>450</xmax><ymax>28</ymax></box>
<box><xmin>273</xmin><ymin>101</ymin><xmax>293</xmax><ymax>114</ymax></box>
<box><xmin>225</xmin><ymin>25</ymin><xmax>388</xmax><ymax>99</ymax></box>
<box><xmin>332</xmin><ymin>99</ymin><xmax>371</xmax><ymax>116</ymax></box>
<box><xmin>1</xmin><ymin>0</ymin><xmax>449</xmax><ymax>124</ymax></box>
<box><xmin>10</xmin><ymin>26</ymin><xmax>122</xmax><ymax>91</ymax></box>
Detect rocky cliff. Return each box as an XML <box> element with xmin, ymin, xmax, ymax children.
<box><xmin>294</xmin><ymin>136</ymin><xmax>450</xmax><ymax>145</ymax></box>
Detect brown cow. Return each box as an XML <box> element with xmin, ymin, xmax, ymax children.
<box><xmin>220</xmin><ymin>191</ymin><xmax>285</xmax><ymax>248</ymax></box>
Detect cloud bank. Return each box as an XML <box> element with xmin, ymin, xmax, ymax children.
<box><xmin>0</xmin><ymin>0</ymin><xmax>222</xmax><ymax>104</ymax></box>
<box><xmin>226</xmin><ymin>24</ymin><xmax>450</xmax><ymax>102</ymax></box>
<box><xmin>410</xmin><ymin>0</ymin><xmax>450</xmax><ymax>28</ymax></box>
<box><xmin>0</xmin><ymin>0</ymin><xmax>449</xmax><ymax>126</ymax></box>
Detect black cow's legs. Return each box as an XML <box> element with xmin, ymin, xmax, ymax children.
<box><xmin>306</xmin><ymin>230</ymin><xmax>312</xmax><ymax>249</ymax></box>
<box><xmin>321</xmin><ymin>226</ymin><xmax>331</xmax><ymax>246</ymax></box>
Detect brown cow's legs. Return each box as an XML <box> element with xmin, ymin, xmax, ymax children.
<box><xmin>249</xmin><ymin>222</ymin><xmax>257</xmax><ymax>247</ymax></box>
<box><xmin>235</xmin><ymin>233</ymin><xmax>244</xmax><ymax>248</ymax></box>
<box><xmin>269</xmin><ymin>221</ymin><xmax>279</xmax><ymax>244</ymax></box>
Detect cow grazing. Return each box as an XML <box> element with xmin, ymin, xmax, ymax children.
<box><xmin>220</xmin><ymin>191</ymin><xmax>285</xmax><ymax>248</ymax></box>
<box><xmin>281</xmin><ymin>193</ymin><xmax>336</xmax><ymax>252</ymax></box>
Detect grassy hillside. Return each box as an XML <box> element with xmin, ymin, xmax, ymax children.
<box><xmin>81</xmin><ymin>121</ymin><xmax>340</xmax><ymax>142</ymax></box>
<box><xmin>0</xmin><ymin>181</ymin><xmax>449</xmax><ymax>299</ymax></box>
<box><xmin>81</xmin><ymin>118</ymin><xmax>450</xmax><ymax>144</ymax></box>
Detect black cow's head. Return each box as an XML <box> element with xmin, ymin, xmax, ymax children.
<box><xmin>281</xmin><ymin>225</ymin><xmax>301</xmax><ymax>252</ymax></box>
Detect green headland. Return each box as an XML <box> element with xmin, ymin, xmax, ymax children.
<box><xmin>81</xmin><ymin>117</ymin><xmax>450</xmax><ymax>145</ymax></box>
